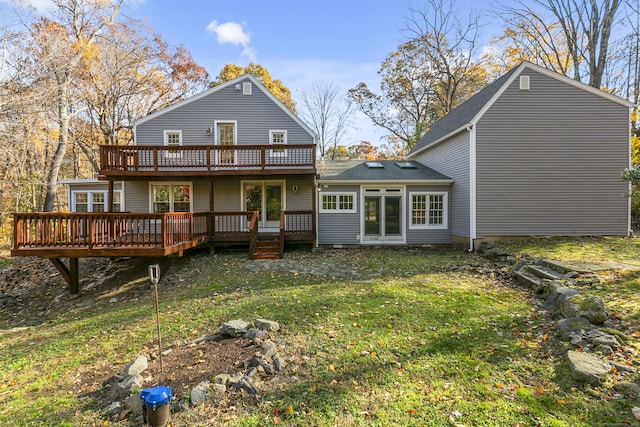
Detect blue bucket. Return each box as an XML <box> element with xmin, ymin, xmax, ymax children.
<box><xmin>140</xmin><ymin>386</ymin><xmax>171</xmax><ymax>426</ymax></box>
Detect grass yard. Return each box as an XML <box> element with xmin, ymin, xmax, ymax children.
<box><xmin>1</xmin><ymin>240</ymin><xmax>639</xmax><ymax>426</ymax></box>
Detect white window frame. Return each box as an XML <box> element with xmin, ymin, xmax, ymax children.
<box><xmin>269</xmin><ymin>129</ymin><xmax>288</xmax><ymax>158</ymax></box>
<box><xmin>148</xmin><ymin>182</ymin><xmax>193</xmax><ymax>213</ymax></box>
<box><xmin>163</xmin><ymin>130</ymin><xmax>182</xmax><ymax>158</ymax></box>
<box><xmin>71</xmin><ymin>190</ymin><xmax>123</xmax><ymax>213</ymax></box>
<box><xmin>319</xmin><ymin>192</ymin><xmax>357</xmax><ymax>213</ymax></box>
<box><xmin>409</xmin><ymin>192</ymin><xmax>448</xmax><ymax>230</ymax></box>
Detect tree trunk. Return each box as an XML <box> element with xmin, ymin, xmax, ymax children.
<box><xmin>43</xmin><ymin>79</ymin><xmax>70</xmax><ymax>212</ymax></box>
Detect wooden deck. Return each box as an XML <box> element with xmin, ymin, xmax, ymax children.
<box><xmin>11</xmin><ymin>211</ymin><xmax>315</xmax><ymax>258</ymax></box>
<box><xmin>98</xmin><ymin>144</ymin><xmax>316</xmax><ymax>178</ymax></box>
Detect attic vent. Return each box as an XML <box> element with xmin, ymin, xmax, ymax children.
<box><xmin>365</xmin><ymin>161</ymin><xmax>384</xmax><ymax>169</ymax></box>
<box><xmin>519</xmin><ymin>75</ymin><xmax>530</xmax><ymax>90</ymax></box>
<box><xmin>395</xmin><ymin>161</ymin><xmax>417</xmax><ymax>169</ymax></box>
<box><xmin>243</xmin><ymin>82</ymin><xmax>252</xmax><ymax>95</ymax></box>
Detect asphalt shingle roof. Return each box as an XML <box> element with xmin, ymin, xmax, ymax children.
<box><xmin>409</xmin><ymin>65</ymin><xmax>520</xmax><ymax>155</ymax></box>
<box><xmin>318</xmin><ymin>160</ymin><xmax>451</xmax><ymax>181</ymax></box>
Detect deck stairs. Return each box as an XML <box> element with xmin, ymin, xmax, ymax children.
<box><xmin>251</xmin><ymin>233</ymin><xmax>282</xmax><ymax>260</ymax></box>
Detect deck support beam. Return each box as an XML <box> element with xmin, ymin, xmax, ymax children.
<box><xmin>50</xmin><ymin>257</ymin><xmax>80</xmax><ymax>294</ymax></box>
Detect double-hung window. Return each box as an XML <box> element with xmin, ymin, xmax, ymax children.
<box><xmin>410</xmin><ymin>192</ymin><xmax>448</xmax><ymax>229</ymax></box>
<box><xmin>72</xmin><ymin>191</ymin><xmax>122</xmax><ymax>212</ymax></box>
<box><xmin>150</xmin><ymin>182</ymin><xmax>192</xmax><ymax>213</ymax></box>
<box><xmin>319</xmin><ymin>192</ymin><xmax>356</xmax><ymax>213</ymax></box>
<box><xmin>269</xmin><ymin>130</ymin><xmax>287</xmax><ymax>157</ymax></box>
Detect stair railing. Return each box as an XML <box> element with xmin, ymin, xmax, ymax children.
<box><xmin>248</xmin><ymin>211</ymin><xmax>259</xmax><ymax>260</ymax></box>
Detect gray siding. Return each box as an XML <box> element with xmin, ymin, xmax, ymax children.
<box><xmin>476</xmin><ymin>70</ymin><xmax>629</xmax><ymax>236</ymax></box>
<box><xmin>317</xmin><ymin>185</ymin><xmax>361</xmax><ymax>245</ymax></box>
<box><xmin>405</xmin><ymin>185</ymin><xmax>452</xmax><ymax>244</ymax></box>
<box><xmin>412</xmin><ymin>132</ymin><xmax>471</xmax><ymax>238</ymax></box>
<box><xmin>124</xmin><ymin>181</ymin><xmax>148</xmax><ymax>212</ymax></box>
<box><xmin>136</xmin><ymin>78</ymin><xmax>314</xmax><ymax>147</ymax></box>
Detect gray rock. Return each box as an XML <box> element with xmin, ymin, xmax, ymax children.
<box><xmin>115</xmin><ymin>374</ymin><xmax>143</xmax><ymax>399</ymax></box>
<box><xmin>211</xmin><ymin>383</ymin><xmax>227</xmax><ymax>395</ymax></box>
<box><xmin>260</xmin><ymin>340</ymin><xmax>278</xmax><ymax>358</ymax></box>
<box><xmin>557</xmin><ymin>317</ymin><xmax>593</xmax><ymax>341</ymax></box>
<box><xmin>544</xmin><ymin>286</ymin><xmax>580</xmax><ymax>311</ymax></box>
<box><xmin>561</xmin><ymin>295</ymin><xmax>608</xmax><ymax>324</ymax></box>
<box><xmin>125</xmin><ymin>394</ymin><xmax>144</xmax><ymax>417</ymax></box>
<box><xmin>234</xmin><ymin>377</ymin><xmax>258</xmax><ymax>394</ymax></box>
<box><xmin>173</xmin><ymin>399</ymin><xmax>191</xmax><ymax>413</ymax></box>
<box><xmin>274</xmin><ymin>355</ymin><xmax>287</xmax><ymax>372</ymax></box>
<box><xmin>190</xmin><ymin>381</ymin><xmax>210</xmax><ymax>406</ymax></box>
<box><xmin>588</xmin><ymin>329</ymin><xmax>623</xmax><ymax>349</ymax></box>
<box><xmin>214</xmin><ymin>373</ymin><xmax>231</xmax><ymax>385</ymax></box>
<box><xmin>244</xmin><ymin>328</ymin><xmax>270</xmax><ymax>341</ymax></box>
<box><xmin>567</xmin><ymin>350</ymin><xmax>611</xmax><ymax>386</ymax></box>
<box><xmin>613</xmin><ymin>382</ymin><xmax>640</xmax><ymax>395</ymax></box>
<box><xmin>121</xmin><ymin>356</ymin><xmax>148</xmax><ymax>377</ymax></box>
<box><xmin>219</xmin><ymin>319</ymin><xmax>250</xmax><ymax>337</ymax></box>
<box><xmin>254</xmin><ymin>318</ymin><xmax>280</xmax><ymax>332</ymax></box>
<box><xmin>103</xmin><ymin>401</ymin><xmax>122</xmax><ymax>415</ymax></box>
<box><xmin>594</xmin><ymin>344</ymin><xmax>614</xmax><ymax>355</ymax></box>
<box><xmin>227</xmin><ymin>372</ymin><xmax>244</xmax><ymax>385</ymax></box>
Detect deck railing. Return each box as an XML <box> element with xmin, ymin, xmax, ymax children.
<box><xmin>99</xmin><ymin>144</ymin><xmax>316</xmax><ymax>175</ymax></box>
<box><xmin>12</xmin><ymin>210</ymin><xmax>314</xmax><ymax>255</ymax></box>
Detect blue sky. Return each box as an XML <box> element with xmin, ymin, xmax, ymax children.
<box><xmin>128</xmin><ymin>0</ymin><xmax>418</xmax><ymax>145</ymax></box>
<box><xmin>1</xmin><ymin>0</ymin><xmax>496</xmax><ymax>146</ymax></box>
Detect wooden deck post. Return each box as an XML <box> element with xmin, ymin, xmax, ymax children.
<box><xmin>50</xmin><ymin>257</ymin><xmax>80</xmax><ymax>294</ymax></box>
<box><xmin>107</xmin><ymin>179</ymin><xmax>114</xmax><ymax>213</ymax></box>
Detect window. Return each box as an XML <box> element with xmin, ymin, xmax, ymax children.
<box><xmin>72</xmin><ymin>191</ymin><xmax>122</xmax><ymax>213</ymax></box>
<box><xmin>163</xmin><ymin>130</ymin><xmax>182</xmax><ymax>157</ymax></box>
<box><xmin>319</xmin><ymin>192</ymin><xmax>356</xmax><ymax>213</ymax></box>
<box><xmin>150</xmin><ymin>182</ymin><xmax>192</xmax><ymax>213</ymax></box>
<box><xmin>269</xmin><ymin>130</ymin><xmax>287</xmax><ymax>157</ymax></box>
<box><xmin>410</xmin><ymin>192</ymin><xmax>447</xmax><ymax>229</ymax></box>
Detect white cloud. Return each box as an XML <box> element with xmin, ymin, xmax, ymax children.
<box><xmin>206</xmin><ymin>19</ymin><xmax>256</xmax><ymax>61</ymax></box>
<box><xmin>206</xmin><ymin>20</ymin><xmax>250</xmax><ymax>46</ymax></box>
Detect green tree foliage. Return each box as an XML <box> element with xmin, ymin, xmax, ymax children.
<box><xmin>210</xmin><ymin>63</ymin><xmax>296</xmax><ymax>113</ymax></box>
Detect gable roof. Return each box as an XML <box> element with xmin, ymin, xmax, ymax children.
<box><xmin>134</xmin><ymin>74</ymin><xmax>317</xmax><ymax>139</ymax></box>
<box><xmin>317</xmin><ymin>160</ymin><xmax>452</xmax><ymax>184</ymax></box>
<box><xmin>408</xmin><ymin>61</ymin><xmax>633</xmax><ymax>158</ymax></box>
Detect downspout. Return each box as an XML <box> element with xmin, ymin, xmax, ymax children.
<box><xmin>468</xmin><ymin>123</ymin><xmax>477</xmax><ymax>252</ymax></box>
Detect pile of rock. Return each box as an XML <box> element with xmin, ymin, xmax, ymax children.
<box><xmin>184</xmin><ymin>318</ymin><xmax>287</xmax><ymax>409</ymax></box>
<box><xmin>101</xmin><ymin>318</ymin><xmax>285</xmax><ymax>424</ymax></box>
<box><xmin>511</xmin><ymin>256</ymin><xmax>638</xmax><ymax>390</ymax></box>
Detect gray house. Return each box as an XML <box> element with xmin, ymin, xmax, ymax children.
<box><xmin>407</xmin><ymin>61</ymin><xmax>632</xmax><ymax>250</ymax></box>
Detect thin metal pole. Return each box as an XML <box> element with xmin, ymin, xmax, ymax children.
<box><xmin>154</xmin><ymin>282</ymin><xmax>163</xmax><ymax>373</ymax></box>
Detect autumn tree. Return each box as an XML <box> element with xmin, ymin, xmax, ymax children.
<box><xmin>495</xmin><ymin>0</ymin><xmax>623</xmax><ymax>89</ymax></box>
<box><xmin>404</xmin><ymin>0</ymin><xmax>489</xmax><ymax>117</ymax></box>
<box><xmin>349</xmin><ymin>0</ymin><xmax>488</xmax><ymax>151</ymax></box>
<box><xmin>300</xmin><ymin>80</ymin><xmax>354</xmax><ymax>158</ymax></box>
<box><xmin>77</xmin><ymin>20</ymin><xmax>208</xmax><ymax>172</ymax></box>
<box><xmin>210</xmin><ymin>63</ymin><xmax>296</xmax><ymax>112</ymax></box>
<box><xmin>26</xmin><ymin>0</ymin><xmax>122</xmax><ymax>212</ymax></box>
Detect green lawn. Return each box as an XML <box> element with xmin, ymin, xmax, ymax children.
<box><xmin>1</xmin><ymin>241</ymin><xmax>639</xmax><ymax>426</ymax></box>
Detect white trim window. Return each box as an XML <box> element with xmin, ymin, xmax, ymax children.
<box><xmin>410</xmin><ymin>192</ymin><xmax>448</xmax><ymax>229</ymax></box>
<box><xmin>269</xmin><ymin>130</ymin><xmax>288</xmax><ymax>157</ymax></box>
<box><xmin>163</xmin><ymin>130</ymin><xmax>182</xmax><ymax>157</ymax></box>
<box><xmin>150</xmin><ymin>182</ymin><xmax>192</xmax><ymax>213</ymax></box>
<box><xmin>319</xmin><ymin>192</ymin><xmax>356</xmax><ymax>213</ymax></box>
<box><xmin>72</xmin><ymin>191</ymin><xmax>122</xmax><ymax>212</ymax></box>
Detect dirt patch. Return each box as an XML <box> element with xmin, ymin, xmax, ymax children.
<box><xmin>144</xmin><ymin>337</ymin><xmax>258</xmax><ymax>401</ymax></box>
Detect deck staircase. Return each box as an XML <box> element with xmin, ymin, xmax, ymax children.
<box><xmin>251</xmin><ymin>233</ymin><xmax>282</xmax><ymax>260</ymax></box>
